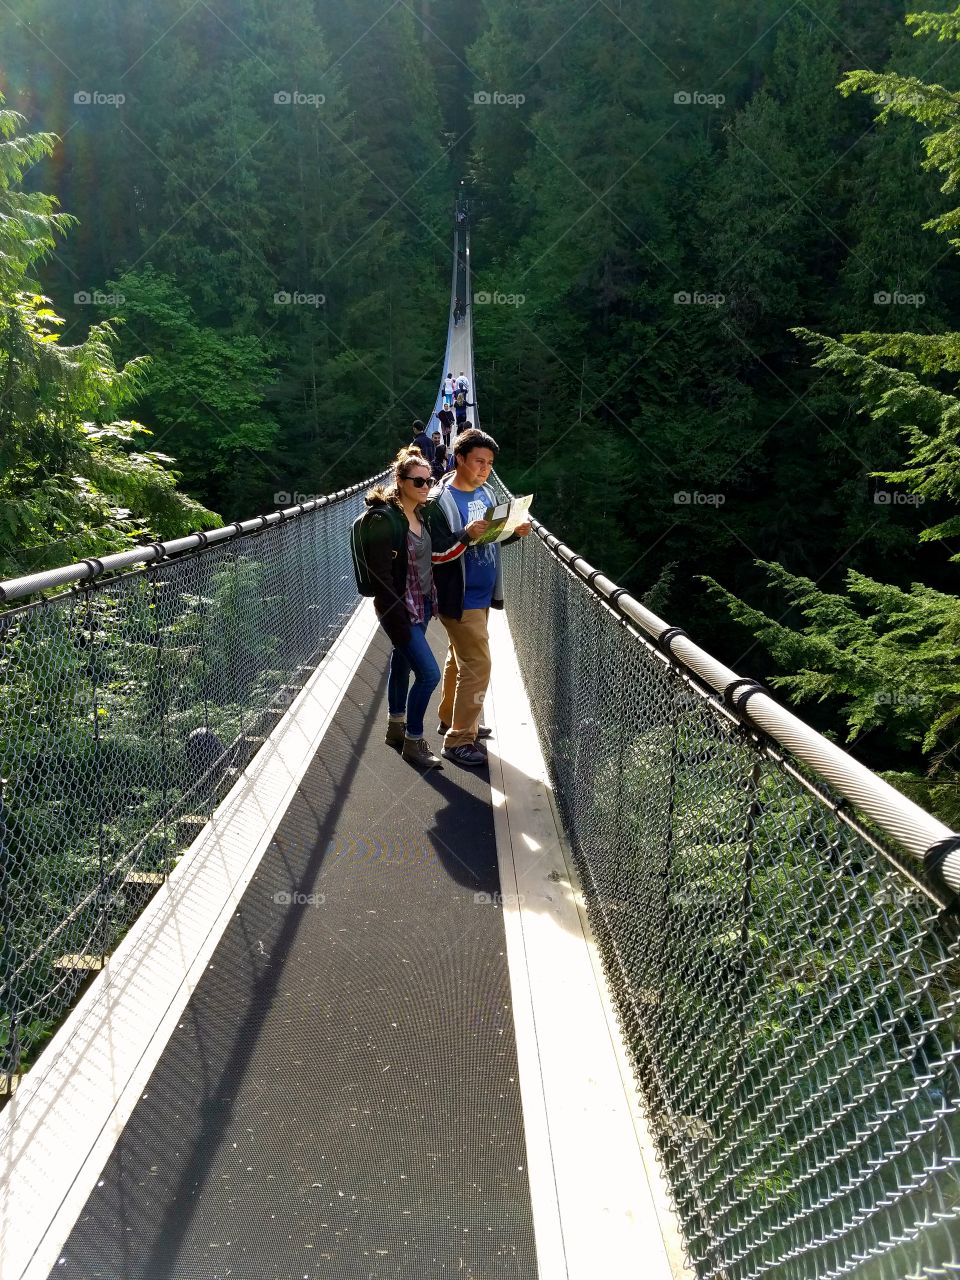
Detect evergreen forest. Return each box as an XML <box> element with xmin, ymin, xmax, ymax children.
<box><xmin>2</xmin><ymin>0</ymin><xmax>960</xmax><ymax>821</ymax></box>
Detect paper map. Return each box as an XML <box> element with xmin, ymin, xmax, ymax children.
<box><xmin>473</xmin><ymin>494</ymin><xmax>533</xmax><ymax>545</ymax></box>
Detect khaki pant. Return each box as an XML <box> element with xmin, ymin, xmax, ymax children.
<box><xmin>437</xmin><ymin>609</ymin><xmax>490</xmax><ymax>748</ymax></box>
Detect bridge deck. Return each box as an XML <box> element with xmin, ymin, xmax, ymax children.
<box><xmin>2</xmin><ymin>608</ymin><xmax>682</xmax><ymax>1280</ymax></box>
<box><xmin>47</xmin><ymin>619</ymin><xmax>538</xmax><ymax>1280</ymax></box>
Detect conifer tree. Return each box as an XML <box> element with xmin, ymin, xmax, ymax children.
<box><xmin>706</xmin><ymin>6</ymin><xmax>960</xmax><ymax>822</ymax></box>
<box><xmin>0</xmin><ymin>103</ymin><xmax>216</xmax><ymax>579</ymax></box>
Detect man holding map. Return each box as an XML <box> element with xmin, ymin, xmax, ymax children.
<box><xmin>425</xmin><ymin>428</ymin><xmax>532</xmax><ymax>767</ymax></box>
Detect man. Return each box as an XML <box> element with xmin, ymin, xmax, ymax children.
<box><xmin>425</xmin><ymin>428</ymin><xmax>532</xmax><ymax>766</ymax></box>
<box><xmin>456</xmin><ymin>371</ymin><xmax>471</xmax><ymax>396</ymax></box>
<box><xmin>443</xmin><ymin>373</ymin><xmax>455</xmax><ymax>407</ymax></box>
<box><xmin>411</xmin><ymin>418</ymin><xmax>435</xmax><ymax>462</ymax></box>
<box><xmin>431</xmin><ymin>429</ymin><xmax>443</xmax><ymax>456</ymax></box>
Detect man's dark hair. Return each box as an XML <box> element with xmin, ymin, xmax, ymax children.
<box><xmin>412</xmin><ymin>419</ymin><xmax>424</xmax><ymax>433</ymax></box>
<box><xmin>454</xmin><ymin>427</ymin><xmax>498</xmax><ymax>459</ymax></box>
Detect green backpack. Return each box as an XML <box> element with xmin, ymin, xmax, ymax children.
<box><xmin>350</xmin><ymin>506</ymin><xmax>403</xmax><ymax>596</ymax></box>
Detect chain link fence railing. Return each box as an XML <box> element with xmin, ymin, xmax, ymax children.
<box><xmin>496</xmin><ymin>491</ymin><xmax>960</xmax><ymax>1280</ymax></box>
<box><xmin>4</xmin><ymin>446</ymin><xmax>960</xmax><ymax>1280</ymax></box>
<box><xmin>0</xmin><ymin>478</ymin><xmax>382</xmax><ymax>1090</ymax></box>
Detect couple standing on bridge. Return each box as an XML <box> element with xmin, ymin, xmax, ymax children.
<box><xmin>355</xmin><ymin>428</ymin><xmax>532</xmax><ymax>770</ymax></box>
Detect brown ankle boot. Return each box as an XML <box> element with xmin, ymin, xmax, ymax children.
<box><xmin>401</xmin><ymin>736</ymin><xmax>442</xmax><ymax>769</ymax></box>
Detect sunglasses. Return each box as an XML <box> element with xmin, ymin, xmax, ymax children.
<box><xmin>403</xmin><ymin>475</ymin><xmax>432</xmax><ymax>489</ymax></box>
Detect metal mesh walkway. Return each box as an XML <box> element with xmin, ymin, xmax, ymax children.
<box><xmin>47</xmin><ymin>625</ymin><xmax>538</xmax><ymax>1280</ymax></box>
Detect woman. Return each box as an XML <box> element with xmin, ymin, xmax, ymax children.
<box><xmin>358</xmin><ymin>448</ymin><xmax>445</xmax><ymax>769</ymax></box>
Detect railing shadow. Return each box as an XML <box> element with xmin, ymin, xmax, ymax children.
<box><xmin>52</xmin><ymin>656</ymin><xmax>387</xmax><ymax>1279</ymax></box>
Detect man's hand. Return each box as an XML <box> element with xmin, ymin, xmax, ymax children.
<box><xmin>464</xmin><ymin>519</ymin><xmax>490</xmax><ymax>540</ymax></box>
<box><xmin>514</xmin><ymin>522</ymin><xmax>533</xmax><ymax>537</ymax></box>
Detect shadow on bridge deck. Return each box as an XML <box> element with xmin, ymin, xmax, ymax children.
<box><xmin>2</xmin><ymin>594</ymin><xmax>683</xmax><ymax>1280</ymax></box>
<box><xmin>46</xmin><ymin>620</ymin><xmax>539</xmax><ymax>1280</ymax></box>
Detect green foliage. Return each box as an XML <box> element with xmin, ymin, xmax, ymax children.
<box><xmin>0</xmin><ymin>103</ymin><xmax>217</xmax><ymax>579</ymax></box>
<box><xmin>703</xmin><ymin>10</ymin><xmax>960</xmax><ymax>825</ymax></box>
<box><xmin>0</xmin><ymin>106</ymin><xmax>70</xmax><ymax>290</ymax></box>
<box><xmin>0</xmin><ymin>543</ymin><xmax>298</xmax><ymax>1071</ymax></box>
<box><xmin>703</xmin><ymin>561</ymin><xmax>960</xmax><ymax>823</ymax></box>
<box><xmin>104</xmin><ymin>268</ymin><xmax>279</xmax><ymax>513</ymax></box>
<box><xmin>550</xmin><ymin>647</ymin><xmax>958</xmax><ymax>1275</ymax></box>
<box><xmin>839</xmin><ymin>65</ymin><xmax>960</xmax><ymax>245</ymax></box>
<box><xmin>467</xmin><ymin>0</ymin><xmax>960</xmax><ymax>628</ymax></box>
<box><xmin>795</xmin><ymin>326</ymin><xmax>960</xmax><ymax>550</ymax></box>
<box><xmin>2</xmin><ymin>0</ymin><xmax>958</xmax><ymax>819</ymax></box>
<box><xmin>1</xmin><ymin>0</ymin><xmax>451</xmax><ymax>516</ymax></box>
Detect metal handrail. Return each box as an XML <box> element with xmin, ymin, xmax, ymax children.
<box><xmin>506</xmin><ymin>509</ymin><xmax>960</xmax><ymax>897</ymax></box>
<box><xmin>0</xmin><ymin>473</ymin><xmax>386</xmax><ymax>607</ymax></box>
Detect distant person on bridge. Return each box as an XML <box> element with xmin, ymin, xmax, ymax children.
<box><xmin>411</xmin><ymin>419</ymin><xmax>436</xmax><ymax>462</ymax></box>
<box><xmin>456</xmin><ymin>372</ymin><xmax>470</xmax><ymax>396</ymax></box>
<box><xmin>443</xmin><ymin>373</ymin><xmax>455</xmax><ymax>407</ymax></box>
<box><xmin>453</xmin><ymin>297</ymin><xmax>464</xmax><ymax>326</ymax></box>
<box><xmin>431</xmin><ymin>443</ymin><xmax>449</xmax><ymax>483</ymax></box>
<box><xmin>425</xmin><ymin>428</ymin><xmax>532</xmax><ymax>767</ymax></box>
<box><xmin>453</xmin><ymin>391</ymin><xmax>474</xmax><ymax>433</ymax></box>
<box><xmin>356</xmin><ymin>447</ymin><xmax>475</xmax><ymax>771</ymax></box>
<box><xmin>436</xmin><ymin>405</ymin><xmax>455</xmax><ymax>445</ymax></box>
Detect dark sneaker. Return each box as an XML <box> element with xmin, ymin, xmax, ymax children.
<box><xmin>385</xmin><ymin>719</ymin><xmax>406</xmax><ymax>747</ymax></box>
<box><xmin>438</xmin><ymin>721</ymin><xmax>492</xmax><ymax>739</ymax></box>
<box><xmin>441</xmin><ymin>742</ymin><xmax>487</xmax><ymax>767</ymax></box>
<box><xmin>402</xmin><ymin>736</ymin><xmax>442</xmax><ymax>769</ymax></box>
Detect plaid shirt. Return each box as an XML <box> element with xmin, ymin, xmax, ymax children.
<box><xmin>403</xmin><ymin>522</ymin><xmax>438</xmax><ymax>626</ymax></box>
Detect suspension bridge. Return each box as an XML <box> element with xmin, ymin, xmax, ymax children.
<box><xmin>0</xmin><ymin>212</ymin><xmax>958</xmax><ymax>1280</ymax></box>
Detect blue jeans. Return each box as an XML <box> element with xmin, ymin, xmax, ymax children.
<box><xmin>387</xmin><ymin>602</ymin><xmax>441</xmax><ymax>737</ymax></box>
